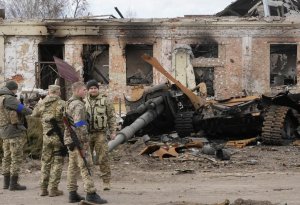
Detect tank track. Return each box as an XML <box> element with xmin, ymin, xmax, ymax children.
<box><xmin>175</xmin><ymin>111</ymin><xmax>194</xmax><ymax>138</ymax></box>
<box><xmin>261</xmin><ymin>105</ymin><xmax>290</xmax><ymax>145</ymax></box>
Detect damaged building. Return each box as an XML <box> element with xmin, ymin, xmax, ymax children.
<box><xmin>1</xmin><ymin>0</ymin><xmax>300</xmax><ymax>103</ymax></box>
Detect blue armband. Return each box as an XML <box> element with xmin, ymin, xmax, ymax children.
<box><xmin>17</xmin><ymin>103</ymin><xmax>25</xmax><ymax>113</ymax></box>
<box><xmin>74</xmin><ymin>120</ymin><xmax>87</xmax><ymax>127</ymax></box>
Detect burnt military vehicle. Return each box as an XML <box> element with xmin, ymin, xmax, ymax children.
<box><xmin>108</xmin><ymin>55</ymin><xmax>300</xmax><ymax>151</ymax></box>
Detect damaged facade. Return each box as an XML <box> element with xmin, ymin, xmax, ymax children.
<box><xmin>1</xmin><ymin>0</ymin><xmax>300</xmax><ymax>103</ymax></box>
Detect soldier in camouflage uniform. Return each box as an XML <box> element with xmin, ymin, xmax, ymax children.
<box><xmin>64</xmin><ymin>81</ymin><xmax>107</xmax><ymax>204</ymax></box>
<box><xmin>0</xmin><ymin>80</ymin><xmax>32</xmax><ymax>191</ymax></box>
<box><xmin>32</xmin><ymin>85</ymin><xmax>66</xmax><ymax>197</ymax></box>
<box><xmin>85</xmin><ymin>80</ymin><xmax>116</xmax><ymax>191</ymax></box>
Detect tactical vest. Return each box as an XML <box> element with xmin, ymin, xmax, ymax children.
<box><xmin>86</xmin><ymin>96</ymin><xmax>107</xmax><ymax>131</ymax></box>
<box><xmin>0</xmin><ymin>95</ymin><xmax>12</xmax><ymax>127</ymax></box>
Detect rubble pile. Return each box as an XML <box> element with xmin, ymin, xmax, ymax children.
<box><xmin>110</xmin><ymin>133</ymin><xmax>300</xmax><ymax>174</ymax></box>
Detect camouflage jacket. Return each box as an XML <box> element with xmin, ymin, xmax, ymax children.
<box><xmin>0</xmin><ymin>87</ymin><xmax>32</xmax><ymax>139</ymax></box>
<box><xmin>85</xmin><ymin>94</ymin><xmax>116</xmax><ymax>134</ymax></box>
<box><xmin>64</xmin><ymin>95</ymin><xmax>89</xmax><ymax>145</ymax></box>
<box><xmin>32</xmin><ymin>95</ymin><xmax>65</xmax><ymax>136</ymax></box>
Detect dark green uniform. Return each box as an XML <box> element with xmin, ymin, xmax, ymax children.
<box><xmin>85</xmin><ymin>94</ymin><xmax>116</xmax><ymax>187</ymax></box>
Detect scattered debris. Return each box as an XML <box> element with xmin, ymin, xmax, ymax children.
<box><xmin>292</xmin><ymin>140</ymin><xmax>300</xmax><ymax>146</ymax></box>
<box><xmin>273</xmin><ymin>188</ymin><xmax>293</xmax><ymax>191</ymax></box>
<box><xmin>246</xmin><ymin>159</ymin><xmax>259</xmax><ymax>165</ymax></box>
<box><xmin>216</xmin><ymin>149</ymin><xmax>231</xmax><ymax>161</ymax></box>
<box><xmin>226</xmin><ymin>138</ymin><xmax>257</xmax><ymax>149</ymax></box>
<box><xmin>202</xmin><ymin>145</ymin><xmax>216</xmax><ymax>155</ymax></box>
<box><xmin>185</xmin><ymin>141</ymin><xmax>204</xmax><ymax>149</ymax></box>
<box><xmin>152</xmin><ymin>147</ymin><xmax>178</xmax><ymax>160</ymax></box>
<box><xmin>139</xmin><ymin>144</ymin><xmax>161</xmax><ymax>155</ymax></box>
<box><xmin>174</xmin><ymin>169</ymin><xmax>195</xmax><ymax>175</ymax></box>
<box><xmin>143</xmin><ymin>134</ymin><xmax>151</xmax><ymax>144</ymax></box>
<box><xmin>232</xmin><ymin>198</ymin><xmax>279</xmax><ymax>205</ymax></box>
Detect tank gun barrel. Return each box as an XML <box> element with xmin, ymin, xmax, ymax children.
<box><xmin>108</xmin><ymin>96</ymin><xmax>164</xmax><ymax>151</ymax></box>
<box><xmin>135</xmin><ymin>95</ymin><xmax>164</xmax><ymax>115</ymax></box>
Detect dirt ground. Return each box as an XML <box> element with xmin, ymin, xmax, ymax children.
<box><xmin>1</xmin><ymin>138</ymin><xmax>300</xmax><ymax>205</ymax></box>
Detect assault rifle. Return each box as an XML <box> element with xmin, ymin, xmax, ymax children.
<box><xmin>46</xmin><ymin>118</ymin><xmax>68</xmax><ymax>157</ymax></box>
<box><xmin>62</xmin><ymin>115</ymin><xmax>91</xmax><ymax>176</ymax></box>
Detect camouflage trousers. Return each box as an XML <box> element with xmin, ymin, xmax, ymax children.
<box><xmin>67</xmin><ymin>145</ymin><xmax>96</xmax><ymax>193</ymax></box>
<box><xmin>2</xmin><ymin>135</ymin><xmax>26</xmax><ymax>176</ymax></box>
<box><xmin>40</xmin><ymin>135</ymin><xmax>64</xmax><ymax>190</ymax></box>
<box><xmin>89</xmin><ymin>131</ymin><xmax>111</xmax><ymax>183</ymax></box>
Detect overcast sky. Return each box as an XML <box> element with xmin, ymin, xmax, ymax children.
<box><xmin>88</xmin><ymin>0</ymin><xmax>234</xmax><ymax>18</ymax></box>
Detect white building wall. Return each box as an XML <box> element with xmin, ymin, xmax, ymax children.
<box><xmin>4</xmin><ymin>36</ymin><xmax>42</xmax><ymax>90</ymax></box>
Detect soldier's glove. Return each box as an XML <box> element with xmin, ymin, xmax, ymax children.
<box><xmin>66</xmin><ymin>142</ymin><xmax>75</xmax><ymax>151</ymax></box>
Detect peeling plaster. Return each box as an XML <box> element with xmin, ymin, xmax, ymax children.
<box><xmin>4</xmin><ymin>36</ymin><xmax>41</xmax><ymax>90</ymax></box>
<box><xmin>242</xmin><ymin>36</ymin><xmax>253</xmax><ymax>93</ymax></box>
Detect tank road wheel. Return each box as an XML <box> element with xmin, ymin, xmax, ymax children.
<box><xmin>262</xmin><ymin>106</ymin><xmax>298</xmax><ymax>145</ymax></box>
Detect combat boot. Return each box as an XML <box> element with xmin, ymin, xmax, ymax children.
<box><xmin>69</xmin><ymin>191</ymin><xmax>85</xmax><ymax>203</ymax></box>
<box><xmin>3</xmin><ymin>174</ymin><xmax>10</xmax><ymax>189</ymax></box>
<box><xmin>103</xmin><ymin>182</ymin><xmax>111</xmax><ymax>191</ymax></box>
<box><xmin>49</xmin><ymin>188</ymin><xmax>63</xmax><ymax>197</ymax></box>
<box><xmin>40</xmin><ymin>188</ymin><xmax>49</xmax><ymax>196</ymax></box>
<box><xmin>9</xmin><ymin>175</ymin><xmax>26</xmax><ymax>191</ymax></box>
<box><xmin>86</xmin><ymin>192</ymin><xmax>107</xmax><ymax>204</ymax></box>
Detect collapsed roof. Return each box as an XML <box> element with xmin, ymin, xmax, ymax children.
<box><xmin>216</xmin><ymin>0</ymin><xmax>300</xmax><ymax>17</ymax></box>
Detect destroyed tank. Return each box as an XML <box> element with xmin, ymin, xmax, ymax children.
<box><xmin>108</xmin><ymin>55</ymin><xmax>300</xmax><ymax>151</ymax></box>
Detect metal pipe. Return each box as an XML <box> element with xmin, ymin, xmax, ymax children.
<box><xmin>114</xmin><ymin>7</ymin><xmax>124</xmax><ymax>18</ymax></box>
<box><xmin>135</xmin><ymin>96</ymin><xmax>164</xmax><ymax>114</ymax></box>
<box><xmin>108</xmin><ymin>103</ymin><xmax>164</xmax><ymax>151</ymax></box>
<box><xmin>144</xmin><ymin>82</ymin><xmax>169</xmax><ymax>95</ymax></box>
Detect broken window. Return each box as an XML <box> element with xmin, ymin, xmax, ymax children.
<box><xmin>194</xmin><ymin>67</ymin><xmax>214</xmax><ymax>96</ymax></box>
<box><xmin>82</xmin><ymin>45</ymin><xmax>109</xmax><ymax>84</ymax></box>
<box><xmin>37</xmin><ymin>43</ymin><xmax>64</xmax><ymax>87</ymax></box>
<box><xmin>270</xmin><ymin>44</ymin><xmax>297</xmax><ymax>86</ymax></box>
<box><xmin>126</xmin><ymin>44</ymin><xmax>153</xmax><ymax>85</ymax></box>
<box><xmin>191</xmin><ymin>44</ymin><xmax>218</xmax><ymax>58</ymax></box>
<box><xmin>37</xmin><ymin>43</ymin><xmax>66</xmax><ymax>99</ymax></box>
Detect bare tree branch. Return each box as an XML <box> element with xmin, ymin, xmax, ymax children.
<box><xmin>72</xmin><ymin>0</ymin><xmax>88</xmax><ymax>18</ymax></box>
<box><xmin>125</xmin><ymin>7</ymin><xmax>137</xmax><ymax>18</ymax></box>
<box><xmin>2</xmin><ymin>0</ymin><xmax>88</xmax><ymax>19</ymax></box>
